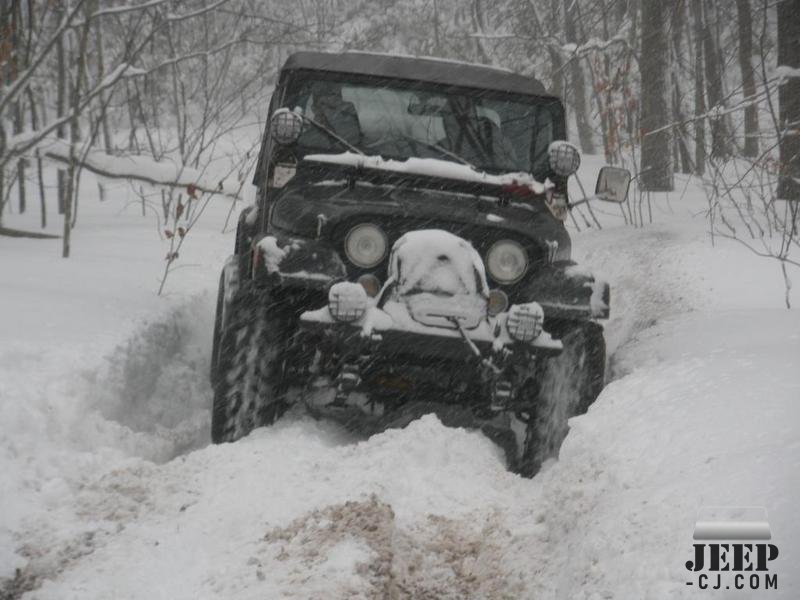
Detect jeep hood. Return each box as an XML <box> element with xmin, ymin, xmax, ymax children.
<box><xmin>303</xmin><ymin>152</ymin><xmax>553</xmax><ymax>195</ymax></box>
<box><xmin>270</xmin><ymin>174</ymin><xmax>571</xmax><ymax>263</ymax></box>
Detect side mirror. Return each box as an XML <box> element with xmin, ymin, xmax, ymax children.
<box><xmin>270</xmin><ymin>108</ymin><xmax>303</xmax><ymax>145</ymax></box>
<box><xmin>595</xmin><ymin>166</ymin><xmax>631</xmax><ymax>203</ymax></box>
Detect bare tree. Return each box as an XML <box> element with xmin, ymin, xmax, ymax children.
<box><xmin>670</xmin><ymin>0</ymin><xmax>692</xmax><ymax>173</ymax></box>
<box><xmin>702</xmin><ymin>0</ymin><xmax>731</xmax><ymax>158</ymax></box>
<box><xmin>564</xmin><ymin>0</ymin><xmax>595</xmax><ymax>154</ymax></box>
<box><xmin>736</xmin><ymin>0</ymin><xmax>759</xmax><ymax>157</ymax></box>
<box><xmin>697</xmin><ymin>0</ymin><xmax>799</xmax><ymax>307</ymax></box>
<box><xmin>690</xmin><ymin>0</ymin><xmax>707</xmax><ymax>175</ymax></box>
<box><xmin>777</xmin><ymin>0</ymin><xmax>800</xmax><ymax>201</ymax></box>
<box><xmin>640</xmin><ymin>0</ymin><xmax>673</xmax><ymax>191</ymax></box>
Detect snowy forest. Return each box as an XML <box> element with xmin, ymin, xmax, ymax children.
<box><xmin>0</xmin><ymin>1</ymin><xmax>798</xmax><ymax>279</ymax></box>
<box><xmin>1</xmin><ymin>2</ymin><xmax>799</xmax><ymax>600</ymax></box>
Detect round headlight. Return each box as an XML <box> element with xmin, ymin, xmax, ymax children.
<box><xmin>486</xmin><ymin>240</ymin><xmax>528</xmax><ymax>284</ymax></box>
<box><xmin>345</xmin><ymin>224</ymin><xmax>388</xmax><ymax>268</ymax></box>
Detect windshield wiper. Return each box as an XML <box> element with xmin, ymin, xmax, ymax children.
<box><xmin>301</xmin><ymin>114</ymin><xmax>365</xmax><ymax>156</ymax></box>
<box><xmin>401</xmin><ymin>134</ymin><xmax>477</xmax><ymax>170</ymax></box>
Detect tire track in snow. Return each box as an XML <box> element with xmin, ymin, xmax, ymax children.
<box><xmin>571</xmin><ymin>224</ymin><xmax>697</xmax><ymax>380</ymax></box>
<box><xmin>7</xmin><ymin>223</ymin><xmax>710</xmax><ymax>599</ymax></box>
<box><xmin>2</xmin><ymin>295</ymin><xmax>217</xmax><ymax>599</ymax></box>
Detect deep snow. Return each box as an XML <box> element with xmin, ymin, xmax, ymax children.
<box><xmin>1</xmin><ymin>160</ymin><xmax>798</xmax><ymax>599</ymax></box>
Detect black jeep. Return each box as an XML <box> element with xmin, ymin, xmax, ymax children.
<box><xmin>210</xmin><ymin>51</ymin><xmax>630</xmax><ymax>476</ymax></box>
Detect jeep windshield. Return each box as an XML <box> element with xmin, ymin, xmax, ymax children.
<box><xmin>281</xmin><ymin>73</ymin><xmax>564</xmax><ymax>178</ymax></box>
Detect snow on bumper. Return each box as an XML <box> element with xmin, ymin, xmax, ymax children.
<box><xmin>254</xmin><ymin>235</ymin><xmax>347</xmax><ymax>286</ymax></box>
<box><xmin>299</xmin><ymin>298</ymin><xmax>562</xmax><ymax>356</ymax></box>
<box><xmin>529</xmin><ymin>264</ymin><xmax>610</xmax><ymax>320</ymax></box>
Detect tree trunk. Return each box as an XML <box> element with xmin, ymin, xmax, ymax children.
<box><xmin>564</xmin><ymin>0</ymin><xmax>595</xmax><ymax>154</ymax></box>
<box><xmin>640</xmin><ymin>0</ymin><xmax>674</xmax><ymax>190</ymax></box>
<box><xmin>736</xmin><ymin>0</ymin><xmax>759</xmax><ymax>157</ymax></box>
<box><xmin>62</xmin><ymin>2</ymin><xmax>91</xmax><ymax>258</ymax></box>
<box><xmin>580</xmin><ymin>0</ymin><xmax>612</xmax><ymax>163</ymax></box>
<box><xmin>10</xmin><ymin>0</ymin><xmax>26</xmax><ymax>213</ymax></box>
<box><xmin>471</xmin><ymin>0</ymin><xmax>490</xmax><ymax>64</ymax></box>
<box><xmin>777</xmin><ymin>0</ymin><xmax>800</xmax><ymax>200</ymax></box>
<box><xmin>702</xmin><ymin>0</ymin><xmax>730</xmax><ymax>158</ymax></box>
<box><xmin>432</xmin><ymin>0</ymin><xmax>440</xmax><ymax>55</ymax></box>
<box><xmin>94</xmin><ymin>17</ymin><xmax>112</xmax><ymax>153</ymax></box>
<box><xmin>0</xmin><ymin>0</ymin><xmax>7</xmax><ymax>224</ymax></box>
<box><xmin>26</xmin><ymin>87</ymin><xmax>46</xmax><ymax>228</ymax></box>
<box><xmin>690</xmin><ymin>0</ymin><xmax>706</xmax><ymax>175</ymax></box>
<box><xmin>547</xmin><ymin>0</ymin><xmax>564</xmax><ymax>98</ymax></box>
<box><xmin>56</xmin><ymin>1</ymin><xmax>67</xmax><ymax>215</ymax></box>
<box><xmin>671</xmin><ymin>0</ymin><xmax>692</xmax><ymax>173</ymax></box>
<box><xmin>93</xmin><ymin>12</ymin><xmax>110</xmax><ymax>202</ymax></box>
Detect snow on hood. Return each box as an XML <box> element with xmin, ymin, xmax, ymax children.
<box><xmin>388</xmin><ymin>230</ymin><xmax>488</xmax><ymax>297</ymax></box>
<box><xmin>304</xmin><ymin>152</ymin><xmax>554</xmax><ymax>195</ymax></box>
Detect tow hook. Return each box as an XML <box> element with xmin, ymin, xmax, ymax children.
<box><xmin>448</xmin><ymin>316</ymin><xmax>483</xmax><ymax>359</ymax></box>
<box><xmin>449</xmin><ymin>316</ymin><xmax>503</xmax><ymax>372</ymax></box>
<box><xmin>449</xmin><ymin>316</ymin><xmax>513</xmax><ymax>410</ymax></box>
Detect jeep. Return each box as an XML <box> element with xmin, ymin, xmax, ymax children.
<box><xmin>210</xmin><ymin>51</ymin><xmax>630</xmax><ymax>476</ymax></box>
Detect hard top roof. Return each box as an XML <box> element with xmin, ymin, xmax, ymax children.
<box><xmin>281</xmin><ymin>51</ymin><xmax>555</xmax><ymax>99</ymax></box>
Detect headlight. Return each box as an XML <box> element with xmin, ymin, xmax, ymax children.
<box><xmin>328</xmin><ymin>282</ymin><xmax>367</xmax><ymax>322</ymax></box>
<box><xmin>506</xmin><ymin>302</ymin><xmax>544</xmax><ymax>342</ymax></box>
<box><xmin>344</xmin><ymin>223</ymin><xmax>388</xmax><ymax>268</ymax></box>
<box><xmin>486</xmin><ymin>240</ymin><xmax>528</xmax><ymax>284</ymax></box>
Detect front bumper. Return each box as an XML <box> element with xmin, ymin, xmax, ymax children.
<box><xmin>296</xmin><ymin>296</ymin><xmax>564</xmax><ymax>426</ymax></box>
<box><xmin>298</xmin><ymin>300</ymin><xmax>562</xmax><ymax>361</ymax></box>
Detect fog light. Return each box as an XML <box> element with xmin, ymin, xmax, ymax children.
<box><xmin>487</xmin><ymin>289</ymin><xmax>509</xmax><ymax>316</ymax></box>
<box><xmin>506</xmin><ymin>302</ymin><xmax>544</xmax><ymax>342</ymax></box>
<box><xmin>357</xmin><ymin>274</ymin><xmax>381</xmax><ymax>298</ymax></box>
<box><xmin>328</xmin><ymin>282</ymin><xmax>367</xmax><ymax>322</ymax></box>
<box><xmin>548</xmin><ymin>141</ymin><xmax>581</xmax><ymax>176</ymax></box>
<box><xmin>270</xmin><ymin>108</ymin><xmax>303</xmax><ymax>145</ymax></box>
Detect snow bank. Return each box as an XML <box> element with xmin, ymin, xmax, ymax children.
<box><xmin>2</xmin><ymin>159</ymin><xmax>798</xmax><ymax>599</ymax></box>
<box><xmin>0</xmin><ymin>172</ymin><xmax>233</xmax><ymax>591</ymax></box>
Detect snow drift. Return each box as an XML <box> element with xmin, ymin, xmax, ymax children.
<box><xmin>1</xmin><ymin>166</ymin><xmax>798</xmax><ymax>599</ymax></box>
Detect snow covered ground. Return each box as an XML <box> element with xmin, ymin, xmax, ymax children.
<box><xmin>1</xmin><ymin>161</ymin><xmax>798</xmax><ymax>599</ymax></box>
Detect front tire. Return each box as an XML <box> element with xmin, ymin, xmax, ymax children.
<box><xmin>517</xmin><ymin>322</ymin><xmax>606</xmax><ymax>477</ymax></box>
<box><xmin>209</xmin><ymin>271</ymin><xmax>225</xmax><ymax>387</ymax></box>
<box><xmin>211</xmin><ymin>292</ymin><xmax>289</xmax><ymax>443</ymax></box>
